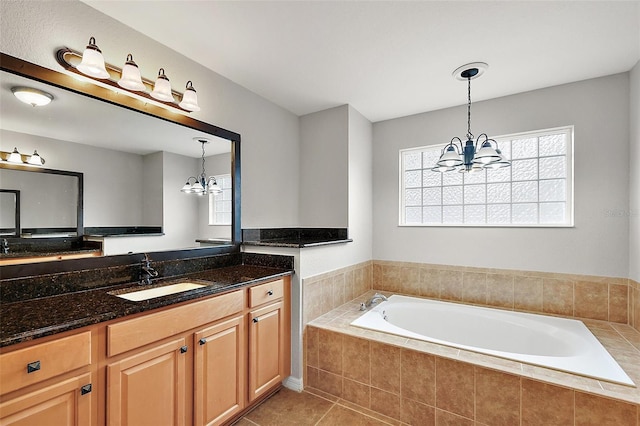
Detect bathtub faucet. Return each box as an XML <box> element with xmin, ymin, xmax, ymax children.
<box><xmin>360</xmin><ymin>293</ymin><xmax>388</xmax><ymax>311</ymax></box>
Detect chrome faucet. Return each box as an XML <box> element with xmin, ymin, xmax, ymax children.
<box><xmin>1</xmin><ymin>239</ymin><xmax>9</xmax><ymax>254</ymax></box>
<box><xmin>140</xmin><ymin>253</ymin><xmax>159</xmax><ymax>285</ymax></box>
<box><xmin>359</xmin><ymin>293</ymin><xmax>388</xmax><ymax>311</ymax></box>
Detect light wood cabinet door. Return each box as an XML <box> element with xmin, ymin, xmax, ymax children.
<box><xmin>248</xmin><ymin>301</ymin><xmax>284</xmax><ymax>402</ymax></box>
<box><xmin>194</xmin><ymin>316</ymin><xmax>245</xmax><ymax>426</ymax></box>
<box><xmin>0</xmin><ymin>372</ymin><xmax>93</xmax><ymax>426</ymax></box>
<box><xmin>107</xmin><ymin>338</ymin><xmax>187</xmax><ymax>426</ymax></box>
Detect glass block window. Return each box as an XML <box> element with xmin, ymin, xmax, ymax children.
<box><xmin>208</xmin><ymin>174</ymin><xmax>233</xmax><ymax>225</ymax></box>
<box><xmin>399</xmin><ymin>126</ymin><xmax>573</xmax><ymax>227</ymax></box>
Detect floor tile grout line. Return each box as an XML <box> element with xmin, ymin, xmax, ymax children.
<box><xmin>313</xmin><ymin>401</ymin><xmax>338</xmax><ymax>426</ymax></box>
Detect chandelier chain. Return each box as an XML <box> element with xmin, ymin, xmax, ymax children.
<box><xmin>200</xmin><ymin>142</ymin><xmax>206</xmax><ymax>180</ymax></box>
<box><xmin>466</xmin><ymin>77</ymin><xmax>473</xmax><ymax>140</ymax></box>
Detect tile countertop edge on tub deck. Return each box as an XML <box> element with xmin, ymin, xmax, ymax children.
<box><xmin>0</xmin><ymin>265</ymin><xmax>293</xmax><ymax>348</ymax></box>
<box><xmin>307</xmin><ymin>290</ymin><xmax>640</xmax><ymax>406</ymax></box>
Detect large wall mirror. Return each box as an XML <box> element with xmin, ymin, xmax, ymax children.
<box><xmin>0</xmin><ymin>53</ymin><xmax>241</xmax><ymax>262</ymax></box>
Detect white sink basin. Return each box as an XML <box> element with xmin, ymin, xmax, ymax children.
<box><xmin>114</xmin><ymin>282</ymin><xmax>206</xmax><ymax>301</ymax></box>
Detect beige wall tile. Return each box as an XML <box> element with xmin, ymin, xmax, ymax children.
<box><xmin>435</xmin><ymin>358</ymin><xmax>474</xmax><ymax>419</ymax></box>
<box><xmin>401</xmin><ymin>348</ymin><xmax>436</xmax><ymax>406</ymax></box>
<box><xmin>439</xmin><ymin>270</ymin><xmax>463</xmax><ymax>302</ymax></box>
<box><xmin>521</xmin><ymin>379</ymin><xmax>574</xmax><ymax>426</ymax></box>
<box><xmin>307</xmin><ymin>366</ymin><xmax>320</xmax><ymax>389</ymax></box>
<box><xmin>609</xmin><ymin>283</ymin><xmax>629</xmax><ymax>323</ymax></box>
<box><xmin>379</xmin><ymin>264</ymin><xmax>402</xmax><ymax>293</ymax></box>
<box><xmin>435</xmin><ymin>409</ymin><xmax>473</xmax><ymax>426</ymax></box>
<box><xmin>475</xmin><ymin>367</ymin><xmax>520</xmax><ymax>426</ymax></box>
<box><xmin>462</xmin><ymin>271</ymin><xmax>487</xmax><ymax>305</ymax></box>
<box><xmin>420</xmin><ymin>267</ymin><xmax>441</xmax><ymax>298</ymax></box>
<box><xmin>343</xmin><ymin>378</ymin><xmax>371</xmax><ymax>409</ymax></box>
<box><xmin>574</xmin><ymin>391</ymin><xmax>637</xmax><ymax>426</ymax></box>
<box><xmin>514</xmin><ymin>276</ymin><xmax>543</xmax><ymax>312</ymax></box>
<box><xmin>400</xmin><ymin>265</ymin><xmax>421</xmax><ymax>296</ymax></box>
<box><xmin>344</xmin><ymin>269</ymin><xmax>356</xmax><ymax>302</ymax></box>
<box><xmin>370</xmin><ymin>387</ymin><xmax>400</xmax><ymax>420</ymax></box>
<box><xmin>401</xmin><ymin>398</ymin><xmax>435</xmax><ymax>426</ymax></box>
<box><xmin>343</xmin><ymin>335</ymin><xmax>371</xmax><ymax>384</ymax></box>
<box><xmin>316</xmin><ymin>369</ymin><xmax>343</xmax><ymax>397</ymax></box>
<box><xmin>574</xmin><ymin>280</ymin><xmax>608</xmax><ymax>320</ymax></box>
<box><xmin>543</xmin><ymin>278</ymin><xmax>574</xmax><ymax>316</ymax></box>
<box><xmin>332</xmin><ymin>273</ymin><xmax>347</xmax><ymax>309</ymax></box>
<box><xmin>486</xmin><ymin>273</ymin><xmax>514</xmax><ymax>309</ymax></box>
<box><xmin>373</xmin><ymin>262</ymin><xmax>383</xmax><ymax>289</ymax></box>
<box><xmin>371</xmin><ymin>341</ymin><xmax>401</xmax><ymax>394</ymax></box>
<box><xmin>318</xmin><ymin>329</ymin><xmax>343</xmax><ymax>375</ymax></box>
<box><xmin>306</xmin><ymin>326</ymin><xmax>319</xmax><ymax>368</ymax></box>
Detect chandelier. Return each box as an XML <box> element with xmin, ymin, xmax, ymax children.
<box><xmin>180</xmin><ymin>138</ymin><xmax>222</xmax><ymax>195</ymax></box>
<box><xmin>433</xmin><ymin>62</ymin><xmax>510</xmax><ymax>173</ymax></box>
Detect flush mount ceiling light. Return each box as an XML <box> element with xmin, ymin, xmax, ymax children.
<box><xmin>181</xmin><ymin>137</ymin><xmax>222</xmax><ymax>195</ymax></box>
<box><xmin>55</xmin><ymin>37</ymin><xmax>201</xmax><ymax>113</ymax></box>
<box><xmin>117</xmin><ymin>54</ymin><xmax>145</xmax><ymax>91</ymax></box>
<box><xmin>0</xmin><ymin>147</ymin><xmax>45</xmax><ymax>166</ymax></box>
<box><xmin>432</xmin><ymin>62</ymin><xmax>510</xmax><ymax>173</ymax></box>
<box><xmin>11</xmin><ymin>87</ymin><xmax>54</xmax><ymax>107</ymax></box>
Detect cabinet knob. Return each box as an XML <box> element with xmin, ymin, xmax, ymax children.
<box><xmin>199</xmin><ymin>338</ymin><xmax>207</xmax><ymax>345</ymax></box>
<box><xmin>252</xmin><ymin>317</ymin><xmax>259</xmax><ymax>323</ymax></box>
<box><xmin>267</xmin><ymin>290</ymin><xmax>274</xmax><ymax>296</ymax></box>
<box><xmin>180</xmin><ymin>345</ymin><xmax>188</xmax><ymax>354</ymax></box>
<box><xmin>81</xmin><ymin>384</ymin><xmax>92</xmax><ymax>395</ymax></box>
<box><xmin>27</xmin><ymin>361</ymin><xmax>41</xmax><ymax>374</ymax></box>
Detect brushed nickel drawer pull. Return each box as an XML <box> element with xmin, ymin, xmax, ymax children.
<box><xmin>27</xmin><ymin>361</ymin><xmax>41</xmax><ymax>374</ymax></box>
<box><xmin>253</xmin><ymin>317</ymin><xmax>259</xmax><ymax>323</ymax></box>
<box><xmin>180</xmin><ymin>345</ymin><xmax>188</xmax><ymax>354</ymax></box>
<box><xmin>199</xmin><ymin>338</ymin><xmax>207</xmax><ymax>345</ymax></box>
<box><xmin>267</xmin><ymin>290</ymin><xmax>274</xmax><ymax>296</ymax></box>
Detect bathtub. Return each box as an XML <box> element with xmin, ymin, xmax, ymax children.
<box><xmin>350</xmin><ymin>294</ymin><xmax>634</xmax><ymax>386</ymax></box>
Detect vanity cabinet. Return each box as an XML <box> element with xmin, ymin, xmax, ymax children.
<box><xmin>0</xmin><ymin>331</ymin><xmax>95</xmax><ymax>426</ymax></box>
<box><xmin>247</xmin><ymin>276</ymin><xmax>288</xmax><ymax>402</ymax></box>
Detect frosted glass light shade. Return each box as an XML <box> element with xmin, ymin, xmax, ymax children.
<box><xmin>180</xmin><ymin>182</ymin><xmax>193</xmax><ymax>193</ymax></box>
<box><xmin>76</xmin><ymin>37</ymin><xmax>110</xmax><ymax>79</ymax></box>
<box><xmin>27</xmin><ymin>150</ymin><xmax>45</xmax><ymax>166</ymax></box>
<box><xmin>179</xmin><ymin>81</ymin><xmax>200</xmax><ymax>111</ymax></box>
<box><xmin>474</xmin><ymin>141</ymin><xmax>501</xmax><ymax>164</ymax></box>
<box><xmin>207</xmin><ymin>178</ymin><xmax>222</xmax><ymax>194</ymax></box>
<box><xmin>118</xmin><ymin>54</ymin><xmax>146</xmax><ymax>91</ymax></box>
<box><xmin>7</xmin><ymin>148</ymin><xmax>23</xmax><ymax>163</ymax></box>
<box><xmin>437</xmin><ymin>146</ymin><xmax>463</xmax><ymax>168</ymax></box>
<box><xmin>11</xmin><ymin>87</ymin><xmax>53</xmax><ymax>107</ymax></box>
<box><xmin>150</xmin><ymin>68</ymin><xmax>174</xmax><ymax>102</ymax></box>
<box><xmin>191</xmin><ymin>180</ymin><xmax>205</xmax><ymax>193</ymax></box>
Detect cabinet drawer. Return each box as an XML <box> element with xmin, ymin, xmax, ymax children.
<box><xmin>108</xmin><ymin>290</ymin><xmax>244</xmax><ymax>357</ymax></box>
<box><xmin>0</xmin><ymin>331</ymin><xmax>92</xmax><ymax>395</ymax></box>
<box><xmin>249</xmin><ymin>279</ymin><xmax>284</xmax><ymax>308</ymax></box>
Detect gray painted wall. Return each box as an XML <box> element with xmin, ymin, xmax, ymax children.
<box><xmin>0</xmin><ymin>0</ymin><xmax>301</xmax><ymax>230</ymax></box>
<box><xmin>630</xmin><ymin>61</ymin><xmax>640</xmax><ymax>282</ymax></box>
<box><xmin>372</xmin><ymin>74</ymin><xmax>631</xmax><ymax>278</ymax></box>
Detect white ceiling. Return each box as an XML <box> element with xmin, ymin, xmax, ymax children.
<box><xmin>83</xmin><ymin>1</ymin><xmax>640</xmax><ymax>123</ymax></box>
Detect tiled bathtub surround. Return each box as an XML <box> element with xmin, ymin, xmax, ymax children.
<box><xmin>306</xmin><ymin>293</ymin><xmax>640</xmax><ymax>425</ymax></box>
<box><xmin>373</xmin><ymin>260</ymin><xmax>631</xmax><ymax>324</ymax></box>
<box><xmin>302</xmin><ymin>261</ymin><xmax>372</xmax><ymax>324</ymax></box>
<box><xmin>632</xmin><ymin>279</ymin><xmax>640</xmax><ymax>333</ymax></box>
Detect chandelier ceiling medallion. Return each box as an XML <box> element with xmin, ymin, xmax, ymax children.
<box><xmin>433</xmin><ymin>62</ymin><xmax>510</xmax><ymax>173</ymax></box>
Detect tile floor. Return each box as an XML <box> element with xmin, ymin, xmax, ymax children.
<box><xmin>235</xmin><ymin>387</ymin><xmax>400</xmax><ymax>426</ymax></box>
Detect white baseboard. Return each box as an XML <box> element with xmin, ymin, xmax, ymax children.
<box><xmin>282</xmin><ymin>376</ymin><xmax>303</xmax><ymax>392</ymax></box>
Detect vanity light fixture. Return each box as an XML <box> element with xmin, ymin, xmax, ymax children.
<box><xmin>178</xmin><ymin>81</ymin><xmax>201</xmax><ymax>112</ymax></box>
<box><xmin>117</xmin><ymin>54</ymin><xmax>146</xmax><ymax>91</ymax></box>
<box><xmin>55</xmin><ymin>37</ymin><xmax>201</xmax><ymax>113</ymax></box>
<box><xmin>0</xmin><ymin>147</ymin><xmax>45</xmax><ymax>166</ymax></box>
<box><xmin>181</xmin><ymin>138</ymin><xmax>222</xmax><ymax>195</ymax></box>
<box><xmin>11</xmin><ymin>87</ymin><xmax>54</xmax><ymax>107</ymax></box>
<box><xmin>150</xmin><ymin>68</ymin><xmax>174</xmax><ymax>102</ymax></box>
<box><xmin>76</xmin><ymin>37</ymin><xmax>110</xmax><ymax>79</ymax></box>
<box><xmin>432</xmin><ymin>62</ymin><xmax>510</xmax><ymax>173</ymax></box>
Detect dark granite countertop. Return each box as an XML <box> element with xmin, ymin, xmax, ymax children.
<box><xmin>243</xmin><ymin>238</ymin><xmax>353</xmax><ymax>248</ymax></box>
<box><xmin>0</xmin><ymin>264</ymin><xmax>291</xmax><ymax>348</ymax></box>
<box><xmin>0</xmin><ymin>247</ymin><xmax>101</xmax><ymax>259</ymax></box>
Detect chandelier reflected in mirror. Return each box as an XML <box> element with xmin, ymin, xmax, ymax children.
<box><xmin>432</xmin><ymin>62</ymin><xmax>510</xmax><ymax>173</ymax></box>
<box><xmin>180</xmin><ymin>137</ymin><xmax>222</xmax><ymax>195</ymax></box>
